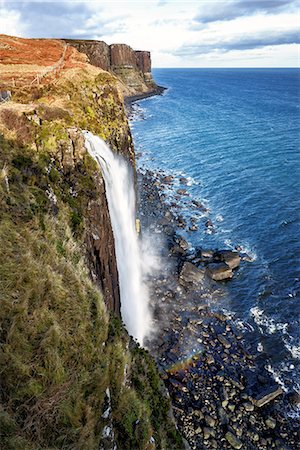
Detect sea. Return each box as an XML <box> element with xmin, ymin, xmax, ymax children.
<box><xmin>130</xmin><ymin>68</ymin><xmax>300</xmax><ymax>401</ymax></box>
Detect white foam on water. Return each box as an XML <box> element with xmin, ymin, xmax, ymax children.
<box><xmin>266</xmin><ymin>364</ymin><xmax>288</xmax><ymax>392</ymax></box>
<box><xmin>84</xmin><ymin>131</ymin><xmax>152</xmax><ymax>345</ymax></box>
<box><xmin>257</xmin><ymin>342</ymin><xmax>264</xmax><ymax>352</ymax></box>
<box><xmin>216</xmin><ymin>214</ymin><xmax>224</xmax><ymax>222</ymax></box>
<box><xmin>250</xmin><ymin>306</ymin><xmax>288</xmax><ymax>335</ymax></box>
<box><xmin>284</xmin><ymin>339</ymin><xmax>300</xmax><ymax>360</ymax></box>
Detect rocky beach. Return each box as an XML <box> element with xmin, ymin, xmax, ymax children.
<box><xmin>133</xmin><ymin>133</ymin><xmax>300</xmax><ymax>449</ymax></box>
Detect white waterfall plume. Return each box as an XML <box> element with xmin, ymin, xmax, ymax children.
<box><xmin>84</xmin><ymin>131</ymin><xmax>151</xmax><ymax>345</ymax></box>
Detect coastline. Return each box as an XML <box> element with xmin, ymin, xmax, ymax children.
<box><xmin>124</xmin><ymin>85</ymin><xmax>167</xmax><ymax>108</ymax></box>
<box><xmin>129</xmin><ymin>94</ymin><xmax>300</xmax><ymax>449</ymax></box>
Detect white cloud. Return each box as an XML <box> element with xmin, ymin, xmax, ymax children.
<box><xmin>0</xmin><ymin>1</ymin><xmax>299</xmax><ymax>67</ymax></box>
<box><xmin>0</xmin><ymin>6</ymin><xmax>26</xmax><ymax>36</ymax></box>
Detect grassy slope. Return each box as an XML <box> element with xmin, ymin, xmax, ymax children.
<box><xmin>0</xmin><ymin>66</ymin><xmax>182</xmax><ymax>449</ymax></box>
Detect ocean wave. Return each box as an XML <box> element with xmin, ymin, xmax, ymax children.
<box><xmin>266</xmin><ymin>364</ymin><xmax>288</xmax><ymax>391</ymax></box>
<box><xmin>284</xmin><ymin>340</ymin><xmax>300</xmax><ymax>360</ymax></box>
<box><xmin>250</xmin><ymin>307</ymin><xmax>288</xmax><ymax>335</ymax></box>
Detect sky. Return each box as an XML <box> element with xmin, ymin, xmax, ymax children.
<box><xmin>0</xmin><ymin>0</ymin><xmax>299</xmax><ymax>67</ymax></box>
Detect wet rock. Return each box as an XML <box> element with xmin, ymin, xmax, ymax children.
<box><xmin>175</xmin><ymin>236</ymin><xmax>189</xmax><ymax>251</ymax></box>
<box><xmin>205</xmin><ymin>219</ymin><xmax>214</xmax><ymax>228</ymax></box>
<box><xmin>179</xmin><ymin>177</ymin><xmax>188</xmax><ymax>185</ymax></box>
<box><xmin>192</xmin><ymin>199</ymin><xmax>203</xmax><ymax>208</ymax></box>
<box><xmin>161</xmin><ymin>175</ymin><xmax>174</xmax><ymax>184</ymax></box>
<box><xmin>179</xmin><ymin>262</ymin><xmax>205</xmax><ymax>287</ymax></box>
<box><xmin>225</xmin><ymin>431</ymin><xmax>243</xmax><ymax>449</ymax></box>
<box><xmin>252</xmin><ymin>385</ymin><xmax>283</xmax><ymax>407</ymax></box>
<box><xmin>199</xmin><ymin>249</ymin><xmax>214</xmax><ymax>261</ymax></box>
<box><xmin>214</xmin><ymin>250</ymin><xmax>241</xmax><ymax>269</ymax></box>
<box><xmin>206</xmin><ymin>263</ymin><xmax>233</xmax><ymax>281</ymax></box>
<box><xmin>286</xmin><ymin>389</ymin><xmax>300</xmax><ymax>406</ymax></box>
<box><xmin>177</xmin><ymin>188</ymin><xmax>188</xmax><ymax>196</ymax></box>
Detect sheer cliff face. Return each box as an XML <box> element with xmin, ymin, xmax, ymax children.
<box><xmin>64</xmin><ymin>39</ymin><xmax>156</xmax><ymax>95</ymax></box>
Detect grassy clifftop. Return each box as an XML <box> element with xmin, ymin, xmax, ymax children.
<box><xmin>0</xmin><ymin>36</ymin><xmax>182</xmax><ymax>449</ymax></box>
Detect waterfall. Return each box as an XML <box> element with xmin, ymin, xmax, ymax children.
<box><xmin>84</xmin><ymin>131</ymin><xmax>151</xmax><ymax>345</ymax></box>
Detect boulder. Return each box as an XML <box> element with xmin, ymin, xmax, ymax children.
<box><xmin>225</xmin><ymin>432</ymin><xmax>243</xmax><ymax>449</ymax></box>
<box><xmin>0</xmin><ymin>90</ymin><xmax>11</xmax><ymax>102</ymax></box>
<box><xmin>213</xmin><ymin>250</ymin><xmax>241</xmax><ymax>269</ymax></box>
<box><xmin>179</xmin><ymin>177</ymin><xmax>188</xmax><ymax>185</ymax></box>
<box><xmin>179</xmin><ymin>262</ymin><xmax>205</xmax><ymax>286</ymax></box>
<box><xmin>206</xmin><ymin>263</ymin><xmax>233</xmax><ymax>281</ymax></box>
<box><xmin>177</xmin><ymin>189</ymin><xmax>188</xmax><ymax>196</ymax></box>
<box><xmin>252</xmin><ymin>385</ymin><xmax>283</xmax><ymax>407</ymax></box>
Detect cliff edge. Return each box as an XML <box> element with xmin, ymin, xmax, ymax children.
<box><xmin>63</xmin><ymin>39</ymin><xmax>159</xmax><ymax>97</ymax></box>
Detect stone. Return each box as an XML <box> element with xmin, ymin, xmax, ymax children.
<box><xmin>179</xmin><ymin>262</ymin><xmax>205</xmax><ymax>286</ymax></box>
<box><xmin>265</xmin><ymin>417</ymin><xmax>276</xmax><ymax>429</ymax></box>
<box><xmin>213</xmin><ymin>250</ymin><xmax>241</xmax><ymax>269</ymax></box>
<box><xmin>196</xmin><ymin>249</ymin><xmax>214</xmax><ymax>263</ymax></box>
<box><xmin>252</xmin><ymin>386</ymin><xmax>283</xmax><ymax>407</ymax></box>
<box><xmin>243</xmin><ymin>402</ymin><xmax>254</xmax><ymax>412</ymax></box>
<box><xmin>162</xmin><ymin>175</ymin><xmax>174</xmax><ymax>184</ymax></box>
<box><xmin>206</xmin><ymin>263</ymin><xmax>233</xmax><ymax>281</ymax></box>
<box><xmin>177</xmin><ymin>188</ymin><xmax>188</xmax><ymax>196</ymax></box>
<box><xmin>0</xmin><ymin>90</ymin><xmax>11</xmax><ymax>102</ymax></box>
<box><xmin>206</xmin><ymin>354</ymin><xmax>215</xmax><ymax>365</ymax></box>
<box><xmin>180</xmin><ymin>177</ymin><xmax>188</xmax><ymax>185</ymax></box>
<box><xmin>217</xmin><ymin>334</ymin><xmax>231</xmax><ymax>349</ymax></box>
<box><xmin>203</xmin><ymin>427</ymin><xmax>213</xmax><ymax>439</ymax></box>
<box><xmin>176</xmin><ymin>236</ymin><xmax>189</xmax><ymax>250</ymax></box>
<box><xmin>205</xmin><ymin>219</ymin><xmax>214</xmax><ymax>228</ymax></box>
<box><xmin>225</xmin><ymin>432</ymin><xmax>243</xmax><ymax>449</ymax></box>
<box><xmin>205</xmin><ymin>415</ymin><xmax>216</xmax><ymax>427</ymax></box>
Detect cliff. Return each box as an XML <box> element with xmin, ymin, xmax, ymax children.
<box><xmin>0</xmin><ymin>35</ymin><xmax>181</xmax><ymax>450</ymax></box>
<box><xmin>63</xmin><ymin>39</ymin><xmax>158</xmax><ymax>96</ymax></box>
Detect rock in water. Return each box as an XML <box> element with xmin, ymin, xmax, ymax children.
<box><xmin>179</xmin><ymin>262</ymin><xmax>205</xmax><ymax>286</ymax></box>
<box><xmin>252</xmin><ymin>386</ymin><xmax>283</xmax><ymax>407</ymax></box>
<box><xmin>213</xmin><ymin>250</ymin><xmax>241</xmax><ymax>269</ymax></box>
<box><xmin>206</xmin><ymin>262</ymin><xmax>233</xmax><ymax>281</ymax></box>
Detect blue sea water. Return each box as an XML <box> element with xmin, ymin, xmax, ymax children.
<box><xmin>130</xmin><ymin>68</ymin><xmax>300</xmax><ymax>394</ymax></box>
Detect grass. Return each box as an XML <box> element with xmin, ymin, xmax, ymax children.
<box><xmin>0</xmin><ymin>132</ymin><xmax>182</xmax><ymax>449</ymax></box>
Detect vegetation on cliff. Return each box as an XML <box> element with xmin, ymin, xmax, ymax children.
<box><xmin>0</xmin><ymin>37</ymin><xmax>182</xmax><ymax>450</ymax></box>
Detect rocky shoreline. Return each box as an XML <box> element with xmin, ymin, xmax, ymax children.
<box><xmin>136</xmin><ymin>164</ymin><xmax>300</xmax><ymax>450</ymax></box>
<box><xmin>125</xmin><ymin>85</ymin><xmax>167</xmax><ymax>113</ymax></box>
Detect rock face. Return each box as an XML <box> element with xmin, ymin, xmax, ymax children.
<box><xmin>110</xmin><ymin>43</ymin><xmax>137</xmax><ymax>69</ymax></box>
<box><xmin>63</xmin><ymin>39</ymin><xmax>155</xmax><ymax>94</ymax></box>
<box><xmin>135</xmin><ymin>50</ymin><xmax>152</xmax><ymax>81</ymax></box>
<box><xmin>64</xmin><ymin>39</ymin><xmax>111</xmax><ymax>71</ymax></box>
<box><xmin>86</xmin><ymin>173</ymin><xmax>121</xmax><ymax>316</ymax></box>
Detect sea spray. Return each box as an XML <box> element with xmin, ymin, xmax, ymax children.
<box><xmin>84</xmin><ymin>131</ymin><xmax>151</xmax><ymax>345</ymax></box>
